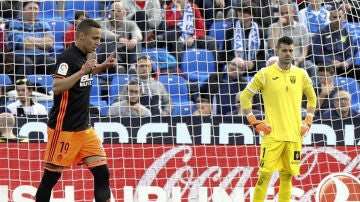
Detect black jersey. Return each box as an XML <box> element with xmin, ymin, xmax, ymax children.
<box><xmin>47</xmin><ymin>44</ymin><xmax>93</xmax><ymax>131</ymax></box>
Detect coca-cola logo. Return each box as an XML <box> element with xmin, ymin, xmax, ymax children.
<box><xmin>315</xmin><ymin>172</ymin><xmax>360</xmax><ymax>202</ymax></box>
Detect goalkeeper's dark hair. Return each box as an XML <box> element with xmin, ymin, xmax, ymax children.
<box><xmin>277</xmin><ymin>36</ymin><xmax>294</xmax><ymax>48</ymax></box>
<box><xmin>77</xmin><ymin>19</ymin><xmax>101</xmax><ymax>34</ymax></box>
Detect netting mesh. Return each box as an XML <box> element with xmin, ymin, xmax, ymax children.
<box><xmin>0</xmin><ymin>0</ymin><xmax>360</xmax><ymax>201</ymax></box>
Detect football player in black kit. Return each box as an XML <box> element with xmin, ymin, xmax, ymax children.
<box><xmin>36</xmin><ymin>19</ymin><xmax>117</xmax><ymax>202</ymax></box>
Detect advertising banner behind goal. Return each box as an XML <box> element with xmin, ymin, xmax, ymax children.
<box><xmin>1</xmin><ymin>144</ymin><xmax>360</xmax><ymax>201</ymax></box>
<box><xmin>1</xmin><ymin>116</ymin><xmax>360</xmax><ymax>201</ymax></box>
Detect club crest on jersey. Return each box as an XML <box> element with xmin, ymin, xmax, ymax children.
<box><xmin>58</xmin><ymin>63</ymin><xmax>69</xmax><ymax>76</ymax></box>
<box><xmin>290</xmin><ymin>76</ymin><xmax>296</xmax><ymax>84</ymax></box>
<box><xmin>293</xmin><ymin>151</ymin><xmax>301</xmax><ymax>160</ymax></box>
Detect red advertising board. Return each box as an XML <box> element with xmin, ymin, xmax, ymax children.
<box><xmin>1</xmin><ymin>143</ymin><xmax>360</xmax><ymax>202</ymax></box>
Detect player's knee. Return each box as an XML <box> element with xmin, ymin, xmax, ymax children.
<box><xmin>257</xmin><ymin>171</ymin><xmax>272</xmax><ymax>186</ymax></box>
<box><xmin>44</xmin><ymin>163</ymin><xmax>63</xmax><ymax>172</ymax></box>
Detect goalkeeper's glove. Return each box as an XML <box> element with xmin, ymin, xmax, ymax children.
<box><xmin>300</xmin><ymin>113</ymin><xmax>314</xmax><ymax>136</ymax></box>
<box><xmin>247</xmin><ymin>113</ymin><xmax>271</xmax><ymax>135</ymax></box>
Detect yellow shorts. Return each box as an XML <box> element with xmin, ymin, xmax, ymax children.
<box><xmin>258</xmin><ymin>138</ymin><xmax>302</xmax><ymax>175</ymax></box>
<box><xmin>44</xmin><ymin>127</ymin><xmax>106</xmax><ymax>167</ymax></box>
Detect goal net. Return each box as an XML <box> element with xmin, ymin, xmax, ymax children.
<box><xmin>1</xmin><ymin>0</ymin><xmax>360</xmax><ymax>201</ymax></box>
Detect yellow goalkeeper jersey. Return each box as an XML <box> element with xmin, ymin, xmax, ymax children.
<box><xmin>242</xmin><ymin>64</ymin><xmax>317</xmax><ymax>142</ymax></box>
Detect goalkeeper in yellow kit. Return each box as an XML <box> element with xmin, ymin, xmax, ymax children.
<box><xmin>239</xmin><ymin>36</ymin><xmax>317</xmax><ymax>202</ymax></box>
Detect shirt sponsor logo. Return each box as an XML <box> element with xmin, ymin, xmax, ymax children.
<box><xmin>294</xmin><ymin>151</ymin><xmax>301</xmax><ymax>160</ymax></box>
<box><xmin>80</xmin><ymin>74</ymin><xmax>93</xmax><ymax>87</ymax></box>
<box><xmin>58</xmin><ymin>63</ymin><xmax>69</xmax><ymax>76</ymax></box>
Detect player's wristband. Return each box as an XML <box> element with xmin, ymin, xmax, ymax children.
<box><xmin>306</xmin><ymin>113</ymin><xmax>314</xmax><ymax>117</ymax></box>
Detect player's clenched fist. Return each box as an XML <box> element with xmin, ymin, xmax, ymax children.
<box><xmin>247</xmin><ymin>113</ymin><xmax>271</xmax><ymax>135</ymax></box>
<box><xmin>82</xmin><ymin>52</ymin><xmax>97</xmax><ymax>74</ymax></box>
<box><xmin>300</xmin><ymin>113</ymin><xmax>313</xmax><ymax>136</ymax></box>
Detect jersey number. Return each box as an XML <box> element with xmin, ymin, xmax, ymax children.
<box><xmin>59</xmin><ymin>142</ymin><xmax>70</xmax><ymax>154</ymax></box>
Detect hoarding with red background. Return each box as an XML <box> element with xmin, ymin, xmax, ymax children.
<box><xmin>2</xmin><ymin>145</ymin><xmax>360</xmax><ymax>201</ymax></box>
<box><xmin>1</xmin><ymin>116</ymin><xmax>360</xmax><ymax>201</ymax></box>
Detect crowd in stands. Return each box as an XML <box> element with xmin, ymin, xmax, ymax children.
<box><xmin>0</xmin><ymin>0</ymin><xmax>359</xmax><ymax>127</ymax></box>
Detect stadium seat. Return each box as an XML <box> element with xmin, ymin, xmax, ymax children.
<box><xmin>27</xmin><ymin>74</ymin><xmax>54</xmax><ymax>94</ymax></box>
<box><xmin>333</xmin><ymin>76</ymin><xmax>360</xmax><ymax>106</ymax></box>
<box><xmin>180</xmin><ymin>48</ymin><xmax>216</xmax><ymax>87</ymax></box>
<box><xmin>158</xmin><ymin>74</ymin><xmax>196</xmax><ymax>116</ymax></box>
<box><xmin>0</xmin><ymin>74</ymin><xmax>12</xmax><ymax>86</ymax></box>
<box><xmin>90</xmin><ymin>76</ymin><xmax>108</xmax><ymax>115</ymax></box>
<box><xmin>208</xmin><ymin>20</ymin><xmax>232</xmax><ymax>50</ymax></box>
<box><xmin>141</xmin><ymin>48</ymin><xmax>178</xmax><ymax>72</ymax></box>
<box><xmin>352</xmin><ymin>103</ymin><xmax>360</xmax><ymax>113</ymax></box>
<box><xmin>354</xmin><ymin>49</ymin><xmax>360</xmax><ymax>66</ymax></box>
<box><xmin>344</xmin><ymin>22</ymin><xmax>360</xmax><ymax>45</ymax></box>
<box><xmin>38</xmin><ymin>100</ymin><xmax>53</xmax><ymax>113</ymax></box>
<box><xmin>108</xmin><ymin>75</ymin><xmax>135</xmax><ymax>105</ymax></box>
<box><xmin>49</xmin><ymin>20</ymin><xmax>71</xmax><ymax>58</ymax></box>
<box><xmin>38</xmin><ymin>1</ymin><xmax>61</xmax><ymax>20</ymax></box>
<box><xmin>64</xmin><ymin>1</ymin><xmax>104</xmax><ymax>20</ymax></box>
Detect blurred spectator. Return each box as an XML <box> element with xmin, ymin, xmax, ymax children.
<box><xmin>6</xmin><ymin>78</ymin><xmax>47</xmax><ymax>116</ymax></box>
<box><xmin>298</xmin><ymin>0</ymin><xmax>330</xmax><ymax>36</ymax></box>
<box><xmin>162</xmin><ymin>0</ymin><xmax>216</xmax><ymax>62</ymax></box>
<box><xmin>223</xmin><ymin>1</ymin><xmax>267</xmax><ymax>74</ymax></box>
<box><xmin>6</xmin><ymin>1</ymin><xmax>56</xmax><ymax>82</ymax></box>
<box><xmin>314</xmin><ymin>65</ymin><xmax>343</xmax><ymax>116</ymax></box>
<box><xmin>109</xmin><ymin>79</ymin><xmax>151</xmax><ymax>117</ymax></box>
<box><xmin>311</xmin><ymin>6</ymin><xmax>359</xmax><ymax>79</ymax></box>
<box><xmin>97</xmin><ymin>2</ymin><xmax>142</xmax><ymax>74</ymax></box>
<box><xmin>192</xmin><ymin>97</ymin><xmax>211</xmax><ymax>116</ymax></box>
<box><xmin>119</xmin><ymin>0</ymin><xmax>162</xmax><ymax>32</ymax></box>
<box><xmin>0</xmin><ymin>54</ymin><xmax>14</xmax><ymax>75</ymax></box>
<box><xmin>0</xmin><ymin>86</ymin><xmax>8</xmax><ymax>113</ymax></box>
<box><xmin>118</xmin><ymin>55</ymin><xmax>172</xmax><ymax>116</ymax></box>
<box><xmin>64</xmin><ymin>10</ymin><xmax>89</xmax><ymax>49</ymax></box>
<box><xmin>0</xmin><ymin>26</ymin><xmax>5</xmax><ymax>52</ymax></box>
<box><xmin>199</xmin><ymin>58</ymin><xmax>257</xmax><ymax>115</ymax></box>
<box><xmin>268</xmin><ymin>0</ymin><xmax>317</xmax><ymax>78</ymax></box>
<box><xmin>227</xmin><ymin>92</ymin><xmax>262</xmax><ymax>116</ymax></box>
<box><xmin>259</xmin><ymin>0</ymin><xmax>299</xmax><ymax>28</ymax></box>
<box><xmin>254</xmin><ymin>0</ymin><xmax>276</xmax><ymax>28</ymax></box>
<box><xmin>0</xmin><ymin>112</ymin><xmax>28</xmax><ymax>142</ymax></box>
<box><xmin>0</xmin><ymin>1</ymin><xmax>21</xmax><ymax>19</ymax></box>
<box><xmin>322</xmin><ymin>90</ymin><xmax>359</xmax><ymax>118</ymax></box>
<box><xmin>323</xmin><ymin>0</ymin><xmax>360</xmax><ymax>22</ymax></box>
<box><xmin>192</xmin><ymin>0</ymin><xmax>234</xmax><ymax>28</ymax></box>
<box><xmin>266</xmin><ymin>55</ymin><xmax>279</xmax><ymax>66</ymax></box>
